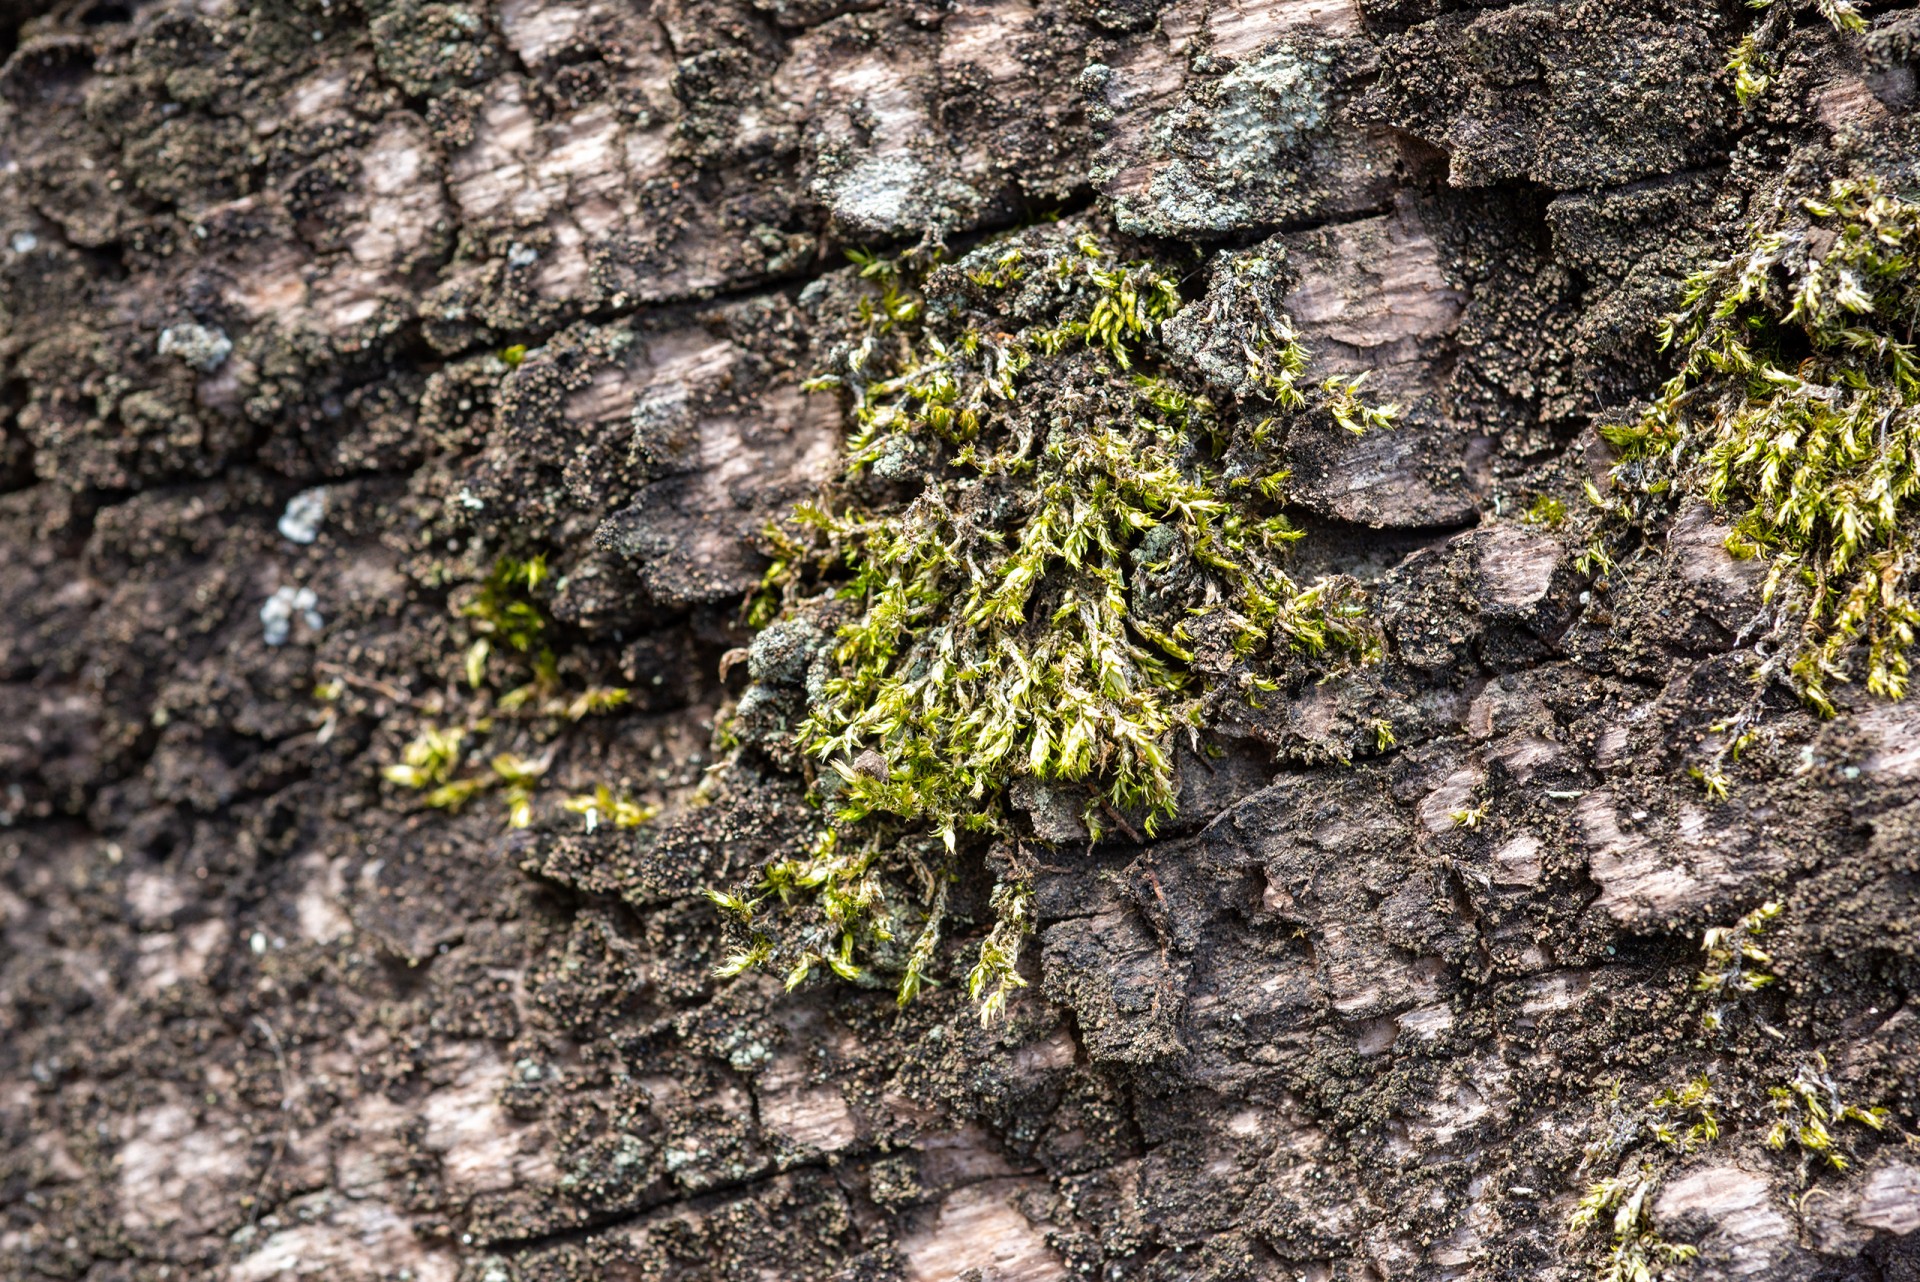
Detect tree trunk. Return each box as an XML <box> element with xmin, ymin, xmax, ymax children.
<box><xmin>2</xmin><ymin>0</ymin><xmax>1917</xmax><ymax>1280</ymax></box>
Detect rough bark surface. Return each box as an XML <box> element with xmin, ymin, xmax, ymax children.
<box><xmin>1</xmin><ymin>0</ymin><xmax>1917</xmax><ymax>1280</ymax></box>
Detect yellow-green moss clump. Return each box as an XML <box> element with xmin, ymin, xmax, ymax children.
<box><xmin>1566</xmin><ymin>1168</ymin><xmax>1699</xmax><ymax>1282</ymax></box>
<box><xmin>1603</xmin><ymin>178</ymin><xmax>1920</xmax><ymax>715</ymax></box>
<box><xmin>714</xmin><ymin>227</ymin><xmax>1394</xmax><ymax>1017</ymax></box>
<box><xmin>377</xmin><ymin>553</ymin><xmax>640</xmax><ymax>830</ymax></box>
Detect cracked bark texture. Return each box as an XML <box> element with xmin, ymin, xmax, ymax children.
<box><xmin>2</xmin><ymin>0</ymin><xmax>1919</xmax><ymax>1279</ymax></box>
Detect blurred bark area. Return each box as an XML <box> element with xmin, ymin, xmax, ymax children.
<box><xmin>1</xmin><ymin>0</ymin><xmax>1918</xmax><ymax>1280</ymax></box>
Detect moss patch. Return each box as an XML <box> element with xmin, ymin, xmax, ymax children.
<box><xmin>1601</xmin><ymin>177</ymin><xmax>1920</xmax><ymax>717</ymax></box>
<box><xmin>716</xmin><ymin>224</ymin><xmax>1397</xmax><ymax>1016</ymax></box>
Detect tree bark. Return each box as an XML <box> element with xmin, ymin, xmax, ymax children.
<box><xmin>2</xmin><ymin>0</ymin><xmax>1917</xmax><ymax>1280</ymax></box>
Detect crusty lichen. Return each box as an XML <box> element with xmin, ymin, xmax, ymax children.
<box><xmin>714</xmin><ymin>225</ymin><xmax>1396</xmax><ymax>1017</ymax></box>
<box><xmin>1600</xmin><ymin>177</ymin><xmax>1920</xmax><ymax>717</ymax></box>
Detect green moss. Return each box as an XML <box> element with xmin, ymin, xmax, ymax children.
<box><xmin>1728</xmin><ymin>0</ymin><xmax>1862</xmax><ymax>114</ymax></box>
<box><xmin>1524</xmin><ymin>493</ymin><xmax>1569</xmax><ymax>528</ymax></box>
<box><xmin>1567</xmin><ymin>1170</ymin><xmax>1698</xmax><ymax>1282</ymax></box>
<box><xmin>382</xmin><ymin>722</ymin><xmax>468</xmax><ymax>792</ymax></box>
<box><xmin>718</xmin><ymin>229</ymin><xmax>1394</xmax><ymax>1017</ymax></box>
<box><xmin>1561</xmin><ymin>896</ymin><xmax>1894</xmax><ymax>1267</ymax></box>
<box><xmin>1796</xmin><ymin>0</ymin><xmax>1866</xmax><ymax>35</ymax></box>
<box><xmin>1726</xmin><ymin>36</ymin><xmax>1771</xmax><ymax>109</ymax></box>
<box><xmin>1696</xmin><ymin>899</ymin><xmax>1780</xmax><ymax>1033</ymax></box>
<box><xmin>1601</xmin><ymin>178</ymin><xmax>1920</xmax><ymax>716</ymax></box>
<box><xmin>1647</xmin><ymin>1075</ymin><xmax>1722</xmax><ymax>1151</ymax></box>
<box><xmin>1765</xmin><ymin>1054</ymin><xmax>1889</xmax><ymax>1172</ymax></box>
<box><xmin>458</xmin><ymin>554</ymin><xmax>630</xmax><ymax>717</ymax></box>
<box><xmin>1449</xmin><ymin>802</ymin><xmax>1489</xmax><ymax>829</ymax></box>
<box><xmin>382</xmin><ymin>728</ymin><xmax>551</xmax><ymax>828</ymax></box>
<box><xmin>561</xmin><ymin>784</ymin><xmax>658</xmax><ymax>832</ymax></box>
<box><xmin>379</xmin><ymin>554</ymin><xmax>636</xmax><ymax>830</ymax></box>
<box><xmin>462</xmin><ymin>554</ymin><xmax>556</xmax><ymax>695</ymax></box>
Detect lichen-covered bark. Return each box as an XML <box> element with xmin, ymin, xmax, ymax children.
<box><xmin>0</xmin><ymin>0</ymin><xmax>1916</xmax><ymax>1280</ymax></box>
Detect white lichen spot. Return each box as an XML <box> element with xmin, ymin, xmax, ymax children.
<box><xmin>825</xmin><ymin>154</ymin><xmax>931</xmax><ymax>238</ymax></box>
<box><xmin>1214</xmin><ymin>44</ymin><xmax>1330</xmax><ymax>147</ymax></box>
<box><xmin>278</xmin><ymin>487</ymin><xmax>330</xmax><ymax>544</ymax></box>
<box><xmin>261</xmin><ymin>586</ymin><xmax>322</xmax><ymax>647</ymax></box>
<box><xmin>156</xmin><ymin>322</ymin><xmax>234</xmax><ymax>373</ymax></box>
<box><xmin>9</xmin><ymin>231</ymin><xmax>37</xmax><ymax>254</ymax></box>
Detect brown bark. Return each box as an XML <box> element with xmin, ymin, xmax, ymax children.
<box><xmin>1</xmin><ymin>0</ymin><xmax>1917</xmax><ymax>1280</ymax></box>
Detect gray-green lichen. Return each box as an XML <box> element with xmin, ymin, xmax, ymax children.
<box><xmin>1103</xmin><ymin>38</ymin><xmax>1373</xmax><ymax>238</ymax></box>
<box><xmin>1137</xmin><ymin>44</ymin><xmax>1334</xmax><ymax>235</ymax></box>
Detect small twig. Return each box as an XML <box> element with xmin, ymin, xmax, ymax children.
<box><xmin>1141</xmin><ymin>867</ymin><xmax>1168</xmax><ymax>910</ymax></box>
<box><xmin>247</xmin><ymin>1014</ymin><xmax>295</xmax><ymax>1226</ymax></box>
<box><xmin>1131</xmin><ymin>862</ymin><xmax>1177</xmax><ymax>968</ymax></box>
<box><xmin>1099</xmin><ymin>799</ymin><xmax>1145</xmax><ymax>844</ymax></box>
<box><xmin>312</xmin><ymin>661</ymin><xmax>416</xmax><ymax>706</ymax></box>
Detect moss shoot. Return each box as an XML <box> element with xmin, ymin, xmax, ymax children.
<box><xmin>715</xmin><ymin>225</ymin><xmax>1395</xmax><ymax>1018</ymax></box>
<box><xmin>1566</xmin><ymin>1168</ymin><xmax>1699</xmax><ymax>1282</ymax></box>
